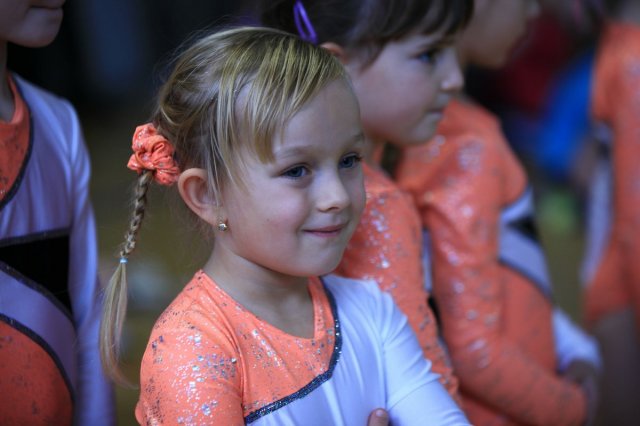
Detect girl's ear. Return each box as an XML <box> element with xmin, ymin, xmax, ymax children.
<box><xmin>320</xmin><ymin>42</ymin><xmax>349</xmax><ymax>65</ymax></box>
<box><xmin>177</xmin><ymin>168</ymin><xmax>219</xmax><ymax>226</ymax></box>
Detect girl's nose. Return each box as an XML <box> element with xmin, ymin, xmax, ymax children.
<box><xmin>441</xmin><ymin>48</ymin><xmax>465</xmax><ymax>93</ymax></box>
<box><xmin>317</xmin><ymin>173</ymin><xmax>351</xmax><ymax>212</ymax></box>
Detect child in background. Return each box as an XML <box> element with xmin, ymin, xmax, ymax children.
<box><xmin>582</xmin><ymin>0</ymin><xmax>640</xmax><ymax>423</ymax></box>
<box><xmin>395</xmin><ymin>0</ymin><xmax>601</xmax><ymax>425</ymax></box>
<box><xmin>0</xmin><ymin>1</ymin><xmax>114</xmax><ymax>424</ymax></box>
<box><xmin>260</xmin><ymin>0</ymin><xmax>472</xmax><ymax>399</ymax></box>
<box><xmin>101</xmin><ymin>27</ymin><xmax>469</xmax><ymax>425</ymax></box>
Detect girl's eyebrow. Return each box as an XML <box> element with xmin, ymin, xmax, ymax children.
<box><xmin>273</xmin><ymin>132</ymin><xmax>365</xmax><ymax>158</ymax></box>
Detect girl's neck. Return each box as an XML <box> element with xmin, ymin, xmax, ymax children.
<box><xmin>203</xmin><ymin>250</ymin><xmax>315</xmax><ymax>338</ymax></box>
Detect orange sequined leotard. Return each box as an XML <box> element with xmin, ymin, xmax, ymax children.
<box><xmin>136</xmin><ymin>271</ymin><xmax>468</xmax><ymax>425</ymax></box>
<box><xmin>395</xmin><ymin>99</ymin><xmax>588</xmax><ymax>426</ymax></box>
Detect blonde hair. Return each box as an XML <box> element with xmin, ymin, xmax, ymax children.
<box><xmin>100</xmin><ymin>26</ymin><xmax>349</xmax><ymax>383</ymax></box>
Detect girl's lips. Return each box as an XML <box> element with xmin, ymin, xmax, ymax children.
<box><xmin>305</xmin><ymin>223</ymin><xmax>347</xmax><ymax>236</ymax></box>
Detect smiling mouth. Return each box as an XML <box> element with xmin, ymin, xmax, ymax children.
<box><xmin>305</xmin><ymin>224</ymin><xmax>346</xmax><ymax>237</ymax></box>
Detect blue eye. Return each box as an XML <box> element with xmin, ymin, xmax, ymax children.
<box><xmin>340</xmin><ymin>154</ymin><xmax>362</xmax><ymax>169</ymax></box>
<box><xmin>283</xmin><ymin>165</ymin><xmax>308</xmax><ymax>179</ymax></box>
<box><xmin>418</xmin><ymin>49</ymin><xmax>440</xmax><ymax>65</ymax></box>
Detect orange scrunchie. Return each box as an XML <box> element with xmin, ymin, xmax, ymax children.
<box><xmin>127</xmin><ymin>123</ymin><xmax>180</xmax><ymax>186</ymax></box>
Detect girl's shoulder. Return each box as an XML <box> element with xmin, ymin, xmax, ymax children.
<box><xmin>147</xmin><ymin>271</ymin><xmax>236</xmax><ymax>344</ymax></box>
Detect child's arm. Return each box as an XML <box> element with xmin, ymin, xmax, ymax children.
<box><xmin>136</xmin><ymin>312</ymin><xmax>244</xmax><ymax>425</ymax></box>
<box><xmin>400</xmin><ymin>137</ymin><xmax>588</xmax><ymax>425</ymax></box>
<box><xmin>65</xmin><ymin>101</ymin><xmax>115</xmax><ymax>424</ymax></box>
<box><xmin>336</xmin><ymin>172</ymin><xmax>459</xmax><ymax>399</ymax></box>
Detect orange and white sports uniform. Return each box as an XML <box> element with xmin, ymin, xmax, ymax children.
<box><xmin>335</xmin><ymin>163</ymin><xmax>459</xmax><ymax>399</ymax></box>
<box><xmin>136</xmin><ymin>271</ymin><xmax>469</xmax><ymax>425</ymax></box>
<box><xmin>584</xmin><ymin>22</ymin><xmax>640</xmax><ymax>330</ymax></box>
<box><xmin>395</xmin><ymin>99</ymin><xmax>598</xmax><ymax>426</ymax></box>
<box><xmin>0</xmin><ymin>74</ymin><xmax>114</xmax><ymax>425</ymax></box>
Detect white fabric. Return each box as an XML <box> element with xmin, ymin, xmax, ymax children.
<box><xmin>553</xmin><ymin>308</ymin><xmax>602</xmax><ymax>373</ymax></box>
<box><xmin>0</xmin><ymin>74</ymin><xmax>114</xmax><ymax>425</ymax></box>
<box><xmin>252</xmin><ymin>275</ymin><xmax>470</xmax><ymax>426</ymax></box>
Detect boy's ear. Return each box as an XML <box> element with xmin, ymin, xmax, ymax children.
<box><xmin>177</xmin><ymin>168</ymin><xmax>219</xmax><ymax>226</ymax></box>
<box><xmin>320</xmin><ymin>42</ymin><xmax>349</xmax><ymax>64</ymax></box>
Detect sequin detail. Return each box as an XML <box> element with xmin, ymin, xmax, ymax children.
<box><xmin>136</xmin><ymin>272</ymin><xmax>341</xmax><ymax>424</ymax></box>
<box><xmin>396</xmin><ymin>98</ymin><xmax>588</xmax><ymax>425</ymax></box>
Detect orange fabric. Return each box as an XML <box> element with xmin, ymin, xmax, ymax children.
<box><xmin>395</xmin><ymin>99</ymin><xmax>587</xmax><ymax>426</ymax></box>
<box><xmin>585</xmin><ymin>22</ymin><xmax>640</xmax><ymax>329</ymax></box>
<box><xmin>136</xmin><ymin>272</ymin><xmax>335</xmax><ymax>425</ymax></box>
<box><xmin>335</xmin><ymin>162</ymin><xmax>459</xmax><ymax>398</ymax></box>
<box><xmin>128</xmin><ymin>123</ymin><xmax>180</xmax><ymax>186</ymax></box>
<box><xmin>0</xmin><ymin>75</ymin><xmax>29</xmax><ymax>204</ymax></box>
<box><xmin>0</xmin><ymin>321</ymin><xmax>73</xmax><ymax>425</ymax></box>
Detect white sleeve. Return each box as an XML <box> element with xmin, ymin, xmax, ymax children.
<box><xmin>553</xmin><ymin>308</ymin><xmax>602</xmax><ymax>373</ymax></box>
<box><xmin>66</xmin><ymin>102</ymin><xmax>116</xmax><ymax>424</ymax></box>
<box><xmin>376</xmin><ymin>289</ymin><xmax>470</xmax><ymax>426</ymax></box>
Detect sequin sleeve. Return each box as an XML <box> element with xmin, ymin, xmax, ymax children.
<box><xmin>135</xmin><ymin>301</ymin><xmax>244</xmax><ymax>425</ymax></box>
<box><xmin>397</xmin><ymin>133</ymin><xmax>587</xmax><ymax>426</ymax></box>
<box><xmin>586</xmin><ymin>22</ymin><xmax>640</xmax><ymax>326</ymax></box>
<box><xmin>335</xmin><ymin>164</ymin><xmax>460</xmax><ymax>399</ymax></box>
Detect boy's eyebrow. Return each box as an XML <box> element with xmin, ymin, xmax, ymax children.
<box><xmin>415</xmin><ymin>32</ymin><xmax>458</xmax><ymax>50</ymax></box>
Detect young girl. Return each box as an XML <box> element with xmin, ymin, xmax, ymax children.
<box><xmin>581</xmin><ymin>0</ymin><xmax>640</xmax><ymax>423</ymax></box>
<box><xmin>0</xmin><ymin>1</ymin><xmax>114</xmax><ymax>424</ymax></box>
<box><xmin>101</xmin><ymin>27</ymin><xmax>470</xmax><ymax>425</ymax></box>
<box><xmin>394</xmin><ymin>1</ymin><xmax>601</xmax><ymax>425</ymax></box>
<box><xmin>260</xmin><ymin>0</ymin><xmax>472</xmax><ymax>400</ymax></box>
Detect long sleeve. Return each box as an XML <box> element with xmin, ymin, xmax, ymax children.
<box><xmin>397</xmin><ymin>127</ymin><xmax>587</xmax><ymax>425</ymax></box>
<box><xmin>335</xmin><ymin>164</ymin><xmax>459</xmax><ymax>398</ymax></box>
<box><xmin>136</xmin><ymin>308</ymin><xmax>244</xmax><ymax>425</ymax></box>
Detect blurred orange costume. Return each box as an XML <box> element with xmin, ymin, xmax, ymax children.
<box><xmin>584</xmin><ymin>22</ymin><xmax>640</xmax><ymax>330</ymax></box>
<box><xmin>335</xmin><ymin>163</ymin><xmax>459</xmax><ymax>398</ymax></box>
<box><xmin>395</xmin><ymin>99</ymin><xmax>587</xmax><ymax>425</ymax></box>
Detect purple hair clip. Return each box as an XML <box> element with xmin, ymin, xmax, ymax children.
<box><xmin>294</xmin><ymin>0</ymin><xmax>318</xmax><ymax>44</ymax></box>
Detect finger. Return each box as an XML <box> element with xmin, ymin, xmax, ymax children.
<box><xmin>367</xmin><ymin>408</ymin><xmax>389</xmax><ymax>426</ymax></box>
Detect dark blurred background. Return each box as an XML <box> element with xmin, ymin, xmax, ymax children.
<box><xmin>8</xmin><ymin>1</ymin><xmax>598</xmax><ymax>424</ymax></box>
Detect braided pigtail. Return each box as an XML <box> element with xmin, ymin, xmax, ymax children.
<box><xmin>100</xmin><ymin>124</ymin><xmax>179</xmax><ymax>384</ymax></box>
<box><xmin>100</xmin><ymin>171</ymin><xmax>153</xmax><ymax>384</ymax></box>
